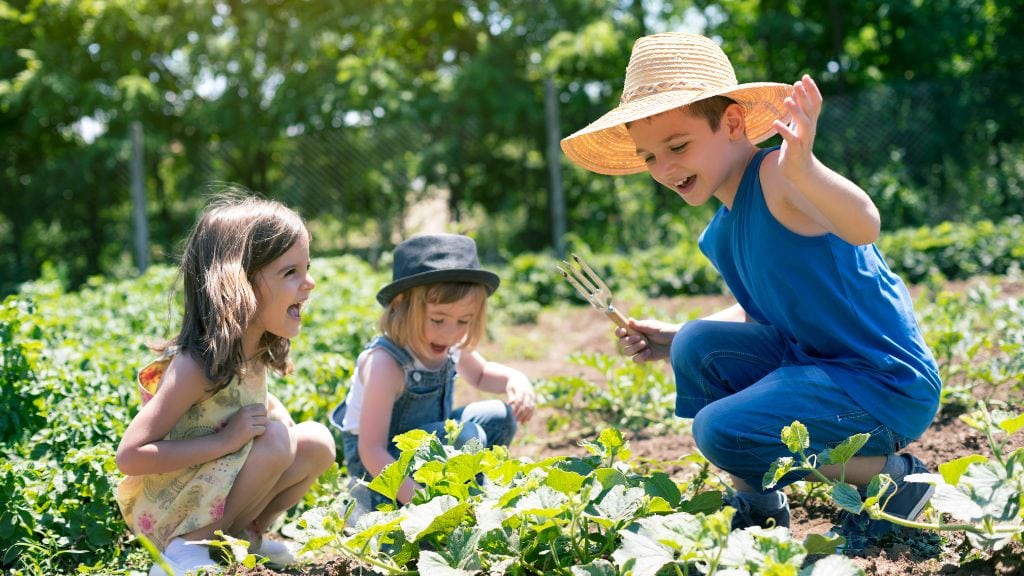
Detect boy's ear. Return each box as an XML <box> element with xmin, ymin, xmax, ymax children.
<box><xmin>723</xmin><ymin>103</ymin><xmax>746</xmax><ymax>139</ymax></box>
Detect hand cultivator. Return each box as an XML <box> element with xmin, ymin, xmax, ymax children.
<box><xmin>557</xmin><ymin>254</ymin><xmax>634</xmax><ymax>334</ymax></box>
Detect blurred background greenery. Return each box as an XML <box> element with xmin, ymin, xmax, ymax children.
<box><xmin>2</xmin><ymin>0</ymin><xmax>1022</xmax><ymax>295</ymax></box>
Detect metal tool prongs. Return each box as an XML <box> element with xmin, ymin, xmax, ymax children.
<box><xmin>556</xmin><ymin>253</ymin><xmax>632</xmax><ymax>332</ymax></box>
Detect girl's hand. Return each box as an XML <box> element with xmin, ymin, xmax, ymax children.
<box><xmin>222</xmin><ymin>403</ymin><xmax>269</xmax><ymax>451</ymax></box>
<box><xmin>506</xmin><ymin>375</ymin><xmax>536</xmax><ymax>424</ymax></box>
<box><xmin>616</xmin><ymin>318</ymin><xmax>680</xmax><ymax>363</ymax></box>
<box><xmin>773</xmin><ymin>74</ymin><xmax>823</xmax><ymax>183</ymax></box>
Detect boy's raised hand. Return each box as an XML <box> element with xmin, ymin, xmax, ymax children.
<box><xmin>773</xmin><ymin>74</ymin><xmax>823</xmax><ymax>182</ymax></box>
<box><xmin>616</xmin><ymin>318</ymin><xmax>680</xmax><ymax>363</ymax></box>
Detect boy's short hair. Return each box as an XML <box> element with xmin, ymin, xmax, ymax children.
<box><xmin>625</xmin><ymin>95</ymin><xmax>738</xmax><ymax>133</ymax></box>
<box><xmin>380</xmin><ymin>282</ymin><xmax>489</xmax><ymax>360</ymax></box>
<box><xmin>684</xmin><ymin>96</ymin><xmax>737</xmax><ymax>132</ymax></box>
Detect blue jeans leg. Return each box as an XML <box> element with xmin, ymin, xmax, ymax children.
<box><xmin>671</xmin><ymin>320</ymin><xmax>905</xmax><ymax>493</ymax></box>
<box><xmin>416</xmin><ymin>400</ymin><xmax>518</xmax><ymax>449</ymax></box>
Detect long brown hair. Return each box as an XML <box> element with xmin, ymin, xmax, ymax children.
<box><xmin>159</xmin><ymin>191</ymin><xmax>309</xmax><ymax>392</ymax></box>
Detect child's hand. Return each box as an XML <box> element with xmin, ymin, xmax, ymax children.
<box><xmin>222</xmin><ymin>403</ymin><xmax>269</xmax><ymax>451</ymax></box>
<box><xmin>773</xmin><ymin>74</ymin><xmax>823</xmax><ymax>182</ymax></box>
<box><xmin>616</xmin><ymin>318</ymin><xmax>680</xmax><ymax>363</ymax></box>
<box><xmin>506</xmin><ymin>375</ymin><xmax>536</xmax><ymax>424</ymax></box>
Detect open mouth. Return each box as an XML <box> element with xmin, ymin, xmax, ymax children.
<box><xmin>429</xmin><ymin>343</ymin><xmax>447</xmax><ymax>354</ymax></box>
<box><xmin>288</xmin><ymin>301</ymin><xmax>303</xmax><ymax>320</ymax></box>
<box><xmin>675</xmin><ymin>175</ymin><xmax>695</xmax><ymax>194</ymax></box>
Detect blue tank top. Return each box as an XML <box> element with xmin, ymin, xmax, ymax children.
<box><xmin>699</xmin><ymin>147</ymin><xmax>941</xmax><ymax>440</ymax></box>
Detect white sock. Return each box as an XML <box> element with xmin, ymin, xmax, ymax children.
<box><xmin>162</xmin><ymin>537</ymin><xmax>214</xmax><ymax>568</ymax></box>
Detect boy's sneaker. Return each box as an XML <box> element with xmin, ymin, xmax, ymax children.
<box><xmin>725</xmin><ymin>492</ymin><xmax>791</xmax><ymax>531</ymax></box>
<box><xmin>834</xmin><ymin>453</ymin><xmax>935</xmax><ymax>554</ymax></box>
<box><xmin>149</xmin><ymin>538</ymin><xmax>219</xmax><ymax>575</ymax></box>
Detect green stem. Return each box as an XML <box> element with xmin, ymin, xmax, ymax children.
<box><xmin>869</xmin><ymin>510</ymin><xmax>1021</xmax><ymax>535</ymax></box>
<box><xmin>337</xmin><ymin>541</ymin><xmax>416</xmax><ymax>575</ymax></box>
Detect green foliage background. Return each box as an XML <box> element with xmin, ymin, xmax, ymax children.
<box><xmin>2</xmin><ymin>0</ymin><xmax>1023</xmax><ymax>295</ymax></box>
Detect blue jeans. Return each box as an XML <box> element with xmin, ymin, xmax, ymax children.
<box><xmin>671</xmin><ymin>320</ymin><xmax>910</xmax><ymax>493</ymax></box>
<box><xmin>341</xmin><ymin>399</ymin><xmax>516</xmax><ymax>487</ymax></box>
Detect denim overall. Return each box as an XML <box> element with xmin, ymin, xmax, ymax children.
<box><xmin>332</xmin><ymin>336</ymin><xmax>516</xmax><ymax>496</ymax></box>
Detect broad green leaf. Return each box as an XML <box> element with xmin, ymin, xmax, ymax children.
<box><xmin>994</xmin><ymin>411</ymin><xmax>1024</xmax><ymax>435</ymax></box>
<box><xmin>445</xmin><ymin>527</ymin><xmax>484</xmax><ymax>569</ymax></box>
<box><xmin>414</xmin><ymin>460</ymin><xmax>445</xmax><ymax>487</ymax></box>
<box><xmin>369</xmin><ymin>450</ymin><xmax>414</xmax><ymax>501</ymax></box>
<box><xmin>642</xmin><ymin>471</ymin><xmax>681</xmax><ymax>505</ymax></box>
<box><xmin>394</xmin><ymin>429</ymin><xmax>435</xmax><ymax>452</ymax></box>
<box><xmin>799</xmin><ymin>554</ymin><xmax>864</xmax><ymax>575</ymax></box>
<box><xmin>781</xmin><ymin>422</ymin><xmax>810</xmax><ymax>454</ymax></box>
<box><xmin>830</xmin><ymin>482</ymin><xmax>863</xmax><ymax>514</ymax></box>
<box><xmin>571</xmin><ymin>558</ymin><xmax>617</xmax><ymax>576</ymax></box>
<box><xmin>594</xmin><ymin>467</ymin><xmax>628</xmax><ymax>490</ymax></box>
<box><xmin>591</xmin><ymin>484</ymin><xmax>645</xmax><ymax>525</ymax></box>
<box><xmin>611</xmin><ymin>530</ymin><xmax>675</xmax><ymax>576</ymax></box>
<box><xmin>802</xmin><ymin>533</ymin><xmax>845</xmax><ymax>555</ymax></box>
<box><xmin>545</xmin><ymin>467</ymin><xmax>586</xmax><ymax>495</ymax></box>
<box><xmin>512</xmin><ymin>485</ymin><xmax>569</xmax><ymax>517</ymax></box>
<box><xmin>679</xmin><ymin>490</ymin><xmax>724</xmax><ymax>515</ymax></box>
<box><xmin>418</xmin><ymin>550</ymin><xmax>479</xmax><ymax>576</ymax></box>
<box><xmin>826</xmin><ymin>434</ymin><xmax>870</xmax><ymax>465</ymax></box>
<box><xmin>763</xmin><ymin>456</ymin><xmax>796</xmax><ymax>489</ymax></box>
<box><xmin>400</xmin><ymin>496</ymin><xmax>468</xmax><ymax>541</ymax></box>
<box><xmin>938</xmin><ymin>454</ymin><xmax>989</xmax><ymax>485</ymax></box>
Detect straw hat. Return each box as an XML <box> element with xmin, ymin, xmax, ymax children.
<box><xmin>377</xmin><ymin>234</ymin><xmax>500</xmax><ymax>306</ymax></box>
<box><xmin>561</xmin><ymin>32</ymin><xmax>793</xmax><ymax>175</ymax></box>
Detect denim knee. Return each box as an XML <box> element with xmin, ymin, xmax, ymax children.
<box><xmin>692</xmin><ymin>403</ymin><xmax>743</xmax><ymax>478</ymax></box>
<box><xmin>453</xmin><ymin>421</ymin><xmax>487</xmax><ymax>448</ymax></box>
<box><xmin>455</xmin><ymin>400</ymin><xmax>517</xmax><ymax>448</ymax></box>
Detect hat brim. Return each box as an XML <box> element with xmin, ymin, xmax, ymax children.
<box><xmin>376</xmin><ymin>269</ymin><xmax>501</xmax><ymax>307</ymax></box>
<box><xmin>561</xmin><ymin>82</ymin><xmax>793</xmax><ymax>175</ymax></box>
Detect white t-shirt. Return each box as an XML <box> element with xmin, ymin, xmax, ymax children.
<box><xmin>340</xmin><ymin>343</ymin><xmax>461</xmax><ymax>433</ymax></box>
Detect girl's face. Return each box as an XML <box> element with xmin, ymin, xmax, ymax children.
<box><xmin>418</xmin><ymin>294</ymin><xmax>479</xmax><ymax>365</ymax></box>
<box><xmin>248</xmin><ymin>234</ymin><xmax>315</xmax><ymax>353</ymax></box>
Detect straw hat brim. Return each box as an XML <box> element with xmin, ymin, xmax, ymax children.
<box><xmin>561</xmin><ymin>82</ymin><xmax>793</xmax><ymax>176</ymax></box>
<box><xmin>376</xmin><ymin>269</ymin><xmax>500</xmax><ymax>307</ymax></box>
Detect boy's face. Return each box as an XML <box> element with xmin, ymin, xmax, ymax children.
<box><xmin>627</xmin><ymin>105</ymin><xmax>748</xmax><ymax>207</ymax></box>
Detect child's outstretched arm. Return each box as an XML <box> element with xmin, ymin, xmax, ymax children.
<box><xmin>766</xmin><ymin>74</ymin><xmax>881</xmax><ymax>246</ymax></box>
<box><xmin>356</xmin><ymin>350</ymin><xmax>420</xmax><ymax>504</ymax></box>
<box><xmin>458</xmin><ymin>350</ymin><xmax>536</xmax><ymax>424</ymax></box>
<box><xmin>617</xmin><ymin>303</ymin><xmax>750</xmax><ymax>363</ymax></box>
<box><xmin>116</xmin><ymin>354</ymin><xmax>269</xmax><ymax>476</ymax></box>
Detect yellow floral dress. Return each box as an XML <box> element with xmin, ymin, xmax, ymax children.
<box><xmin>115</xmin><ymin>354</ymin><xmax>267</xmax><ymax>550</ymax></box>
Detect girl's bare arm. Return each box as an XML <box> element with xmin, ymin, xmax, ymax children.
<box><xmin>116</xmin><ymin>354</ymin><xmax>267</xmax><ymax>476</ymax></box>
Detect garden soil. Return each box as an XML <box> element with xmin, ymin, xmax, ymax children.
<box><xmin>238</xmin><ymin>283</ymin><xmax>1024</xmax><ymax>576</ymax></box>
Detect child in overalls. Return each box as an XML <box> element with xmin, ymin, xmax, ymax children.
<box><xmin>330</xmin><ymin>233</ymin><xmax>535</xmax><ymax>511</ymax></box>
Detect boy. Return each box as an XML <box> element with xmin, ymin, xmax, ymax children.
<box><xmin>560</xmin><ymin>32</ymin><xmax>940</xmax><ymax>552</ymax></box>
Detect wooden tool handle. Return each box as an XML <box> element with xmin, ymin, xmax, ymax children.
<box><xmin>605</xmin><ymin>307</ymin><xmax>632</xmax><ymax>331</ymax></box>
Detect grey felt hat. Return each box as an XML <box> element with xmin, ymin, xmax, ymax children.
<box><xmin>376</xmin><ymin>234</ymin><xmax>500</xmax><ymax>306</ymax></box>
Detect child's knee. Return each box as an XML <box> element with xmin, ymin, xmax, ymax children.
<box><xmin>296</xmin><ymin>421</ymin><xmax>336</xmax><ymax>473</ymax></box>
<box><xmin>670</xmin><ymin>320</ymin><xmax>713</xmax><ymax>373</ymax></box>
<box><xmin>249</xmin><ymin>419</ymin><xmax>294</xmax><ymax>472</ymax></box>
<box><xmin>692</xmin><ymin>406</ymin><xmax>741</xmax><ymax>468</ymax></box>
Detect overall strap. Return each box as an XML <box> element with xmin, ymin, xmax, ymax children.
<box><xmin>366</xmin><ymin>335</ymin><xmax>417</xmax><ymax>372</ymax></box>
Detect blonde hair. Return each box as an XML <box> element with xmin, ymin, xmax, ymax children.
<box><xmin>380</xmin><ymin>282</ymin><xmax>489</xmax><ymax>361</ymax></box>
<box><xmin>159</xmin><ymin>191</ymin><xmax>309</xmax><ymax>393</ymax></box>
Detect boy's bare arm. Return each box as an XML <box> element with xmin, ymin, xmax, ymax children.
<box><xmin>768</xmin><ymin>75</ymin><xmax>881</xmax><ymax>246</ymax></box>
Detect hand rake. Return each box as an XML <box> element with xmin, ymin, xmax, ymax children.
<box><xmin>557</xmin><ymin>254</ymin><xmax>634</xmax><ymax>334</ymax></box>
